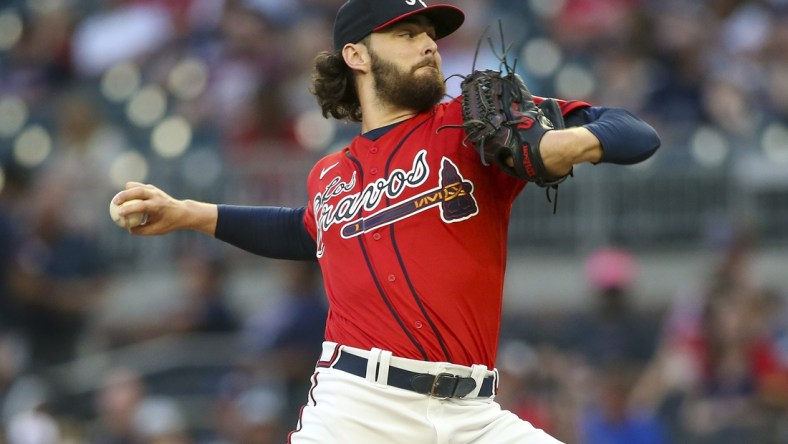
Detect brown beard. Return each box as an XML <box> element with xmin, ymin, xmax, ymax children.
<box><xmin>369</xmin><ymin>48</ymin><xmax>446</xmax><ymax>113</ymax></box>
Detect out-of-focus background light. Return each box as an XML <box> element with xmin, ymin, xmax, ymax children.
<box><xmin>522</xmin><ymin>38</ymin><xmax>562</xmax><ymax>78</ymax></box>
<box><xmin>294</xmin><ymin>110</ymin><xmax>336</xmax><ymax>152</ymax></box>
<box><xmin>101</xmin><ymin>62</ymin><xmax>142</xmax><ymax>103</ymax></box>
<box><xmin>762</xmin><ymin>122</ymin><xmax>788</xmax><ymax>164</ymax></box>
<box><xmin>528</xmin><ymin>0</ymin><xmax>566</xmax><ymax>18</ymax></box>
<box><xmin>554</xmin><ymin>63</ymin><xmax>596</xmax><ymax>99</ymax></box>
<box><xmin>0</xmin><ymin>97</ymin><xmax>28</xmax><ymax>138</ymax></box>
<box><xmin>0</xmin><ymin>11</ymin><xmax>23</xmax><ymax>50</ymax></box>
<box><xmin>690</xmin><ymin>126</ymin><xmax>729</xmax><ymax>168</ymax></box>
<box><xmin>109</xmin><ymin>150</ymin><xmax>149</xmax><ymax>188</ymax></box>
<box><xmin>167</xmin><ymin>58</ymin><xmax>209</xmax><ymax>101</ymax></box>
<box><xmin>151</xmin><ymin>116</ymin><xmax>192</xmax><ymax>158</ymax></box>
<box><xmin>13</xmin><ymin>125</ymin><xmax>51</xmax><ymax>168</ymax></box>
<box><xmin>126</xmin><ymin>85</ymin><xmax>167</xmax><ymax>128</ymax></box>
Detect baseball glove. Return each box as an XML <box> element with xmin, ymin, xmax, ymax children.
<box><xmin>459</xmin><ymin>69</ymin><xmax>569</xmax><ymax>187</ymax></box>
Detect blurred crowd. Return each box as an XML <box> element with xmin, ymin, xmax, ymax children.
<box><xmin>1</xmin><ymin>0</ymin><xmax>788</xmax><ymax>443</ymax></box>
<box><xmin>500</xmin><ymin>231</ymin><xmax>788</xmax><ymax>444</ymax></box>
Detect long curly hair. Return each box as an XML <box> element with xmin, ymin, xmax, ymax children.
<box><xmin>310</xmin><ymin>39</ymin><xmax>369</xmax><ymax>122</ymax></box>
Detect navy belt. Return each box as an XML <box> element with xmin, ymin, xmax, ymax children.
<box><xmin>332</xmin><ymin>352</ymin><xmax>495</xmax><ymax>399</ymax></box>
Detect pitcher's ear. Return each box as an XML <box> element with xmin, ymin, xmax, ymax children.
<box><xmin>342</xmin><ymin>42</ymin><xmax>370</xmax><ymax>74</ymax></box>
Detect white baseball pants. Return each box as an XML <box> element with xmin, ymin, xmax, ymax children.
<box><xmin>287</xmin><ymin>342</ymin><xmax>563</xmax><ymax>444</ymax></box>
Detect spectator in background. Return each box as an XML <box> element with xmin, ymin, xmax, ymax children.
<box><xmin>0</xmin><ymin>165</ymin><xmax>33</xmax><ymax>432</ymax></box>
<box><xmin>7</xmin><ymin>179</ymin><xmax>109</xmax><ymax>368</ymax></box>
<box><xmin>87</xmin><ymin>368</ymin><xmax>196</xmax><ymax>444</ymax></box>
<box><xmin>578</xmin><ymin>360</ymin><xmax>667</xmax><ymax>444</ymax></box>
<box><xmin>38</xmin><ymin>90</ymin><xmax>128</xmax><ymax>236</ymax></box>
<box><xmin>3</xmin><ymin>375</ymin><xmax>60</xmax><ymax>444</ymax></box>
<box><xmin>494</xmin><ymin>341</ymin><xmax>556</xmax><ymax>437</ymax></box>
<box><xmin>241</xmin><ymin>261</ymin><xmax>326</xmax><ymax>424</ymax></box>
<box><xmin>0</xmin><ymin>333</ymin><xmax>28</xmax><ymax>412</ymax></box>
<box><xmin>99</xmin><ymin>247</ymin><xmax>239</xmax><ymax>348</ymax></box>
<box><xmin>0</xmin><ymin>163</ymin><xmax>31</xmax><ymax>332</ymax></box>
<box><xmin>277</xmin><ymin>12</ymin><xmax>334</xmax><ymax>127</ymax></box>
<box><xmin>213</xmin><ymin>382</ymin><xmax>285</xmax><ymax>444</ymax></box>
<box><xmin>756</xmin><ymin>286</ymin><xmax>788</xmax><ymax>442</ymax></box>
<box><xmin>562</xmin><ymin>247</ymin><xmax>658</xmax><ymax>368</ymax></box>
<box><xmin>241</xmin><ymin>261</ymin><xmax>327</xmax><ymax>362</ymax></box>
<box><xmin>543</xmin><ymin>247</ymin><xmax>666</xmax><ymax>443</ymax></box>
<box><xmin>89</xmin><ymin>367</ymin><xmax>146</xmax><ymax>444</ymax></box>
<box><xmin>201</xmin><ymin>0</ymin><xmax>292</xmax><ymax>160</ymax></box>
<box><xmin>633</xmin><ymin>227</ymin><xmax>788</xmax><ymax>442</ymax></box>
<box><xmin>650</xmin><ymin>277</ymin><xmax>779</xmax><ymax>443</ymax></box>
<box><xmin>132</xmin><ymin>396</ymin><xmax>192</xmax><ymax>444</ymax></box>
<box><xmin>169</xmin><ymin>249</ymin><xmax>239</xmax><ymax>333</ymax></box>
<box><xmin>761</xmin><ymin>13</ymin><xmax>788</xmax><ymax>120</ymax></box>
<box><xmin>493</xmin><ymin>339</ymin><xmax>592</xmax><ymax>444</ymax></box>
<box><xmin>0</xmin><ymin>2</ymin><xmax>74</xmax><ymax>102</ymax></box>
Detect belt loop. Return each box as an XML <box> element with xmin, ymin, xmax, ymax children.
<box><xmin>366</xmin><ymin>348</ymin><xmax>383</xmax><ymax>383</ymax></box>
<box><xmin>468</xmin><ymin>364</ymin><xmax>488</xmax><ymax>398</ymax></box>
<box><xmin>376</xmin><ymin>350</ymin><xmax>392</xmax><ymax>385</ymax></box>
<box><xmin>320</xmin><ymin>342</ymin><xmax>339</xmax><ymax>363</ymax></box>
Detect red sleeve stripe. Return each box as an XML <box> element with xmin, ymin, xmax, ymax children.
<box><xmin>533</xmin><ymin>96</ymin><xmax>591</xmax><ymax>116</ymax></box>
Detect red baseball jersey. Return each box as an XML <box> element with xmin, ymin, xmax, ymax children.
<box><xmin>303</xmin><ymin>97</ymin><xmax>588</xmax><ymax>368</ymax></box>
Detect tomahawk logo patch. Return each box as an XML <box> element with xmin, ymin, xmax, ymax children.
<box><xmin>341</xmin><ymin>157</ymin><xmax>478</xmax><ymax>238</ymax></box>
<box><xmin>313</xmin><ymin>150</ymin><xmax>478</xmax><ymax>257</ymax></box>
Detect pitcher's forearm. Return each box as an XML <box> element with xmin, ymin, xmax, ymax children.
<box><xmin>540</xmin><ymin>127</ymin><xmax>603</xmax><ymax>176</ymax></box>
<box><xmin>182</xmin><ymin>200</ymin><xmax>219</xmax><ymax>236</ymax></box>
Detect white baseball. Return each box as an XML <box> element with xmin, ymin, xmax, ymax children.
<box><xmin>109</xmin><ymin>196</ymin><xmax>147</xmax><ymax>228</ymax></box>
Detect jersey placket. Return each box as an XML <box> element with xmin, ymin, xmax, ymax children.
<box><xmin>354</xmin><ymin>140</ymin><xmax>435</xmax><ymax>358</ymax></box>
<box><xmin>361</xmin><ymin>143</ymin><xmax>401</xmax><ymax>301</ymax></box>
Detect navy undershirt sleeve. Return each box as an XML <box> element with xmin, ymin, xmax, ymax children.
<box><xmin>565</xmin><ymin>106</ymin><xmax>661</xmax><ymax>165</ymax></box>
<box><xmin>215</xmin><ymin>205</ymin><xmax>317</xmax><ymax>261</ymax></box>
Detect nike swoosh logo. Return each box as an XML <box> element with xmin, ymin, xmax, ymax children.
<box><xmin>320</xmin><ymin>162</ymin><xmax>339</xmax><ymax>179</ymax></box>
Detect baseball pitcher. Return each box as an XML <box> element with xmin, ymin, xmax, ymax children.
<box><xmin>113</xmin><ymin>0</ymin><xmax>661</xmax><ymax>442</ymax></box>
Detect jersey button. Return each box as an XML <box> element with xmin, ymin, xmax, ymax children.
<box><xmin>370</xmin><ymin>147</ymin><xmax>379</xmax><ymax>154</ymax></box>
<box><xmin>370</xmin><ymin>167</ymin><xmax>379</xmax><ymax>175</ymax></box>
<box><xmin>372</xmin><ymin>233</ymin><xmax>382</xmax><ymax>241</ymax></box>
<box><xmin>414</xmin><ymin>320</ymin><xmax>423</xmax><ymax>329</ymax></box>
<box><xmin>387</xmin><ymin>274</ymin><xmax>396</xmax><ymax>282</ymax></box>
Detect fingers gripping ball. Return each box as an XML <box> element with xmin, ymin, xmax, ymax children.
<box><xmin>109</xmin><ymin>195</ymin><xmax>148</xmax><ymax>229</ymax></box>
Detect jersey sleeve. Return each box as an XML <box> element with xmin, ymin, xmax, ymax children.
<box><xmin>533</xmin><ymin>96</ymin><xmax>591</xmax><ymax>116</ymax></box>
<box><xmin>215</xmin><ymin>205</ymin><xmax>317</xmax><ymax>261</ymax></box>
<box><xmin>535</xmin><ymin>97</ymin><xmax>661</xmax><ymax>165</ymax></box>
<box><xmin>569</xmin><ymin>107</ymin><xmax>661</xmax><ymax>165</ymax></box>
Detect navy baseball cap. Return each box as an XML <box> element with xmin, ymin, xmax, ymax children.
<box><xmin>333</xmin><ymin>0</ymin><xmax>465</xmax><ymax>51</ymax></box>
